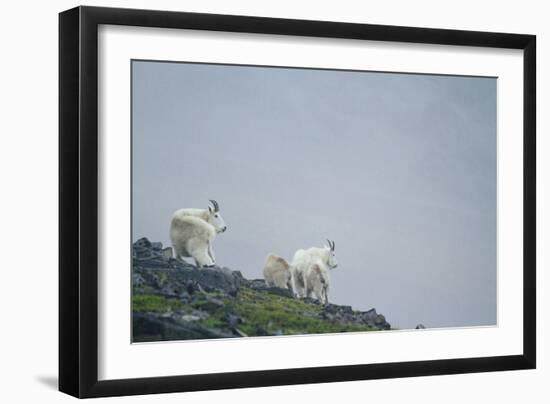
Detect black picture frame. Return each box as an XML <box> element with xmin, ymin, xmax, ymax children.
<box><xmin>59</xmin><ymin>5</ymin><xmax>536</xmax><ymax>398</ymax></box>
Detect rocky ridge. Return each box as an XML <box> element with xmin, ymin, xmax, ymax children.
<box><xmin>132</xmin><ymin>238</ymin><xmax>391</xmax><ymax>342</ymax></box>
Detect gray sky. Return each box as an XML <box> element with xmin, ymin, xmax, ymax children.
<box><xmin>132</xmin><ymin>60</ymin><xmax>496</xmax><ymax>330</ymax></box>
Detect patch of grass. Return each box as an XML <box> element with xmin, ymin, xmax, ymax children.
<box><xmin>198</xmin><ymin>314</ymin><xmax>225</xmax><ymax>329</ymax></box>
<box><xmin>156</xmin><ymin>271</ymin><xmax>168</xmax><ymax>287</ymax></box>
<box><xmin>132</xmin><ymin>294</ymin><xmax>184</xmax><ymax>313</ymax></box>
<box><xmin>230</xmin><ymin>288</ymin><xmax>375</xmax><ymax>336</ymax></box>
<box><xmin>133</xmin><ymin>288</ymin><xmax>376</xmax><ymax>337</ymax></box>
<box><xmin>133</xmin><ymin>284</ymin><xmax>158</xmax><ymax>295</ymax></box>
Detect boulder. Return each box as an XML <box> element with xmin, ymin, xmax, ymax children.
<box><xmin>133</xmin><ymin>239</ymin><xmax>244</xmax><ymax>295</ymax></box>
<box><xmin>243</xmin><ymin>278</ymin><xmax>295</xmax><ymax>298</ymax></box>
<box><xmin>133</xmin><ymin>312</ymin><xmax>235</xmax><ymax>342</ymax></box>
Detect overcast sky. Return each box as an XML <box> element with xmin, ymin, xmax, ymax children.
<box><xmin>132</xmin><ymin>60</ymin><xmax>496</xmax><ymax>330</ymax></box>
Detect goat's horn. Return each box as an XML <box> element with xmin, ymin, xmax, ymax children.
<box><xmin>209</xmin><ymin>199</ymin><xmax>219</xmax><ymax>212</ymax></box>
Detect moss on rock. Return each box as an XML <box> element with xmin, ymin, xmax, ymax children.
<box><xmin>132</xmin><ymin>294</ymin><xmax>184</xmax><ymax>313</ymax></box>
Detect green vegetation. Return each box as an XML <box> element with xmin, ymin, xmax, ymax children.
<box><xmin>156</xmin><ymin>271</ymin><xmax>168</xmax><ymax>287</ymax></box>
<box><xmin>228</xmin><ymin>288</ymin><xmax>375</xmax><ymax>336</ymax></box>
<box><xmin>132</xmin><ymin>294</ymin><xmax>184</xmax><ymax>313</ymax></box>
<box><xmin>132</xmin><ymin>240</ymin><xmax>388</xmax><ymax>342</ymax></box>
<box><xmin>133</xmin><ymin>288</ymin><xmax>376</xmax><ymax>337</ymax></box>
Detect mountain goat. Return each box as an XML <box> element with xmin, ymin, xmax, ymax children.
<box><xmin>290</xmin><ymin>240</ymin><xmax>337</xmax><ymax>304</ymax></box>
<box><xmin>263</xmin><ymin>254</ymin><xmax>292</xmax><ymax>290</ymax></box>
<box><xmin>170</xmin><ymin>200</ymin><xmax>227</xmax><ymax>268</ymax></box>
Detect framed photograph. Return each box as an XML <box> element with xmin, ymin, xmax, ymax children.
<box><xmin>59</xmin><ymin>6</ymin><xmax>536</xmax><ymax>398</ymax></box>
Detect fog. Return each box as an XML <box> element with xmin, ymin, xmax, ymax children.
<box><xmin>132</xmin><ymin>60</ymin><xmax>496</xmax><ymax>329</ymax></box>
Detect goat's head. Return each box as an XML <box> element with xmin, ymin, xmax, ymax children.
<box><xmin>207</xmin><ymin>199</ymin><xmax>227</xmax><ymax>233</ymax></box>
<box><xmin>324</xmin><ymin>239</ymin><xmax>337</xmax><ymax>269</ymax></box>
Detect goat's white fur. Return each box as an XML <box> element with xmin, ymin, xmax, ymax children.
<box><xmin>305</xmin><ymin>264</ymin><xmax>329</xmax><ymax>303</ymax></box>
<box><xmin>290</xmin><ymin>243</ymin><xmax>337</xmax><ymax>304</ymax></box>
<box><xmin>263</xmin><ymin>254</ymin><xmax>292</xmax><ymax>290</ymax></box>
<box><xmin>170</xmin><ymin>201</ymin><xmax>226</xmax><ymax>268</ymax></box>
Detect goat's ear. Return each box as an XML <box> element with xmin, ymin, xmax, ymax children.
<box><xmin>208</xmin><ymin>206</ymin><xmax>213</xmax><ymax>213</ymax></box>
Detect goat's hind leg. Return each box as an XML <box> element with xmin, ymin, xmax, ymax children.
<box><xmin>188</xmin><ymin>239</ymin><xmax>215</xmax><ymax>268</ymax></box>
<box><xmin>187</xmin><ymin>238</ymin><xmax>214</xmax><ymax>268</ymax></box>
<box><xmin>195</xmin><ymin>248</ymin><xmax>215</xmax><ymax>268</ymax></box>
<box><xmin>303</xmin><ymin>275</ymin><xmax>310</xmax><ymax>300</ymax></box>
<box><xmin>207</xmin><ymin>240</ymin><xmax>216</xmax><ymax>265</ymax></box>
<box><xmin>291</xmin><ymin>270</ymin><xmax>303</xmax><ymax>298</ymax></box>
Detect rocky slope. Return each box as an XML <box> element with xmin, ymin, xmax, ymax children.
<box><xmin>132</xmin><ymin>238</ymin><xmax>391</xmax><ymax>342</ymax></box>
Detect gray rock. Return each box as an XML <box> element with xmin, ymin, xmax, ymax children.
<box><xmin>132</xmin><ymin>273</ymin><xmax>145</xmax><ymax>287</ymax></box>
<box><xmin>181</xmin><ymin>314</ymin><xmax>201</xmax><ymax>322</ymax></box>
<box><xmin>133</xmin><ymin>312</ymin><xmax>234</xmax><ymax>342</ymax></box>
<box><xmin>319</xmin><ymin>305</ymin><xmax>390</xmax><ymax>331</ymax></box>
<box><xmin>134</xmin><ymin>238</ymin><xmax>152</xmax><ymax>249</ymax></box>
<box><xmin>245</xmin><ymin>278</ymin><xmax>294</xmax><ymax>298</ymax></box>
<box><xmin>245</xmin><ymin>279</ymin><xmax>266</xmax><ymax>289</ymax></box>
<box><xmin>255</xmin><ymin>326</ymin><xmax>269</xmax><ymax>336</ymax></box>
<box><xmin>303</xmin><ymin>297</ymin><xmax>323</xmax><ymax>305</ymax></box>
<box><xmin>151</xmin><ymin>241</ymin><xmax>163</xmax><ymax>250</ymax></box>
<box><xmin>133</xmin><ymin>250</ymin><xmax>243</xmax><ymax>296</ymax></box>
<box><xmin>362</xmin><ymin>308</ymin><xmax>378</xmax><ymax>321</ymax></box>
<box><xmin>160</xmin><ymin>284</ymin><xmax>181</xmax><ymax>297</ymax></box>
<box><xmin>191</xmin><ymin>309</ymin><xmax>210</xmax><ymax>320</ymax></box>
<box><xmin>198</xmin><ymin>296</ymin><xmax>225</xmax><ymax>312</ymax></box>
<box><xmin>374</xmin><ymin>314</ymin><xmax>386</xmax><ymax>325</ymax></box>
<box><xmin>162</xmin><ymin>247</ymin><xmax>173</xmax><ymax>259</ymax></box>
<box><xmin>234</xmin><ymin>328</ymin><xmax>248</xmax><ymax>337</ymax></box>
<box><xmin>224</xmin><ymin>313</ymin><xmax>242</xmax><ymax>328</ymax></box>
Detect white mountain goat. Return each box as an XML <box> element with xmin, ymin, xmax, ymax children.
<box><xmin>290</xmin><ymin>240</ymin><xmax>337</xmax><ymax>304</ymax></box>
<box><xmin>170</xmin><ymin>200</ymin><xmax>227</xmax><ymax>268</ymax></box>
<box><xmin>263</xmin><ymin>254</ymin><xmax>292</xmax><ymax>290</ymax></box>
